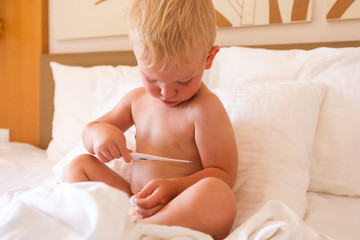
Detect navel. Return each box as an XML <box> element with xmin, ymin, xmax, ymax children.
<box><xmin>173</xmin><ymin>141</ymin><xmax>181</xmax><ymax>149</ymax></box>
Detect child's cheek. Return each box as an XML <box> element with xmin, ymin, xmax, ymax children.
<box><xmin>144</xmin><ymin>83</ymin><xmax>160</xmax><ymax>98</ymax></box>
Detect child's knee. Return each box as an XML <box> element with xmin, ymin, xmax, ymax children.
<box><xmin>198</xmin><ymin>177</ymin><xmax>234</xmax><ymax>196</ymax></box>
<box><xmin>203</xmin><ymin>177</ymin><xmax>236</xmax><ymax>210</ymax></box>
<box><xmin>196</xmin><ymin>177</ymin><xmax>237</xmax><ymax>238</ymax></box>
<box><xmin>67</xmin><ymin>154</ymin><xmax>93</xmax><ymax>169</ymax></box>
<box><xmin>63</xmin><ymin>154</ymin><xmax>96</xmax><ymax>181</ymax></box>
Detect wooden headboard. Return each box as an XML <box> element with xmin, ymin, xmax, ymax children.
<box><xmin>39</xmin><ymin>41</ymin><xmax>360</xmax><ymax>149</ymax></box>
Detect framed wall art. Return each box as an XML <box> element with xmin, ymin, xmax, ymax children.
<box><xmin>213</xmin><ymin>0</ymin><xmax>313</xmax><ymax>28</ymax></box>
<box><xmin>53</xmin><ymin>0</ymin><xmax>132</xmax><ymax>40</ymax></box>
<box><xmin>326</xmin><ymin>0</ymin><xmax>360</xmax><ymax>20</ymax></box>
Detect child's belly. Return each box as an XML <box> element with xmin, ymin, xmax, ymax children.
<box><xmin>130</xmin><ymin>159</ymin><xmax>203</xmax><ymax>194</ymax></box>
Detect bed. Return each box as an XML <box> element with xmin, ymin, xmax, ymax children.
<box><xmin>1</xmin><ymin>41</ymin><xmax>360</xmax><ymax>239</ymax></box>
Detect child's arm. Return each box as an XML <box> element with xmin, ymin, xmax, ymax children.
<box><xmin>177</xmin><ymin>93</ymin><xmax>238</xmax><ymax>188</ymax></box>
<box><xmin>82</xmin><ymin>89</ymin><xmax>140</xmax><ymax>163</ymax></box>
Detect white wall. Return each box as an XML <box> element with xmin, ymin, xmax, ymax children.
<box><xmin>49</xmin><ymin>0</ymin><xmax>360</xmax><ymax>54</ymax></box>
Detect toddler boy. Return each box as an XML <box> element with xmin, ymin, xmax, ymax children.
<box><xmin>64</xmin><ymin>0</ymin><xmax>238</xmax><ymax>239</ymax></box>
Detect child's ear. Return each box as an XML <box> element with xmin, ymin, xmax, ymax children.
<box><xmin>205</xmin><ymin>46</ymin><xmax>220</xmax><ymax>70</ymax></box>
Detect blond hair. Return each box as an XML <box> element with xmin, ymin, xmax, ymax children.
<box><xmin>127</xmin><ymin>0</ymin><xmax>216</xmax><ymax>70</ymax></box>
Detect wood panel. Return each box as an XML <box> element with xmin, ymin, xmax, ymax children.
<box><xmin>0</xmin><ymin>0</ymin><xmax>48</xmax><ymax>146</ymax></box>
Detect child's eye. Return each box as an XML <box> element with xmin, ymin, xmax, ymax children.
<box><xmin>147</xmin><ymin>78</ymin><xmax>157</xmax><ymax>84</ymax></box>
<box><xmin>177</xmin><ymin>80</ymin><xmax>192</xmax><ymax>86</ymax></box>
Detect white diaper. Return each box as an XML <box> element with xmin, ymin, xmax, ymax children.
<box><xmin>128</xmin><ymin>195</ymin><xmax>142</xmax><ymax>223</ymax></box>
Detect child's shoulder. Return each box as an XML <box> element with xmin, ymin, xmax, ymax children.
<box><xmin>128</xmin><ymin>86</ymin><xmax>146</xmax><ymax>96</ymax></box>
<box><xmin>191</xmin><ymin>85</ymin><xmax>226</xmax><ymax>115</ymax></box>
<box><xmin>123</xmin><ymin>87</ymin><xmax>146</xmax><ymax>101</ymax></box>
<box><xmin>190</xmin><ymin>86</ymin><xmax>232</xmax><ymax>130</ymax></box>
<box><xmin>194</xmin><ymin>85</ymin><xmax>222</xmax><ymax>106</ymax></box>
<box><xmin>115</xmin><ymin>87</ymin><xmax>146</xmax><ymax>108</ymax></box>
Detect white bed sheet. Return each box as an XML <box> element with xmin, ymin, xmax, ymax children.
<box><xmin>304</xmin><ymin>192</ymin><xmax>360</xmax><ymax>240</ymax></box>
<box><xmin>0</xmin><ymin>142</ymin><xmax>54</xmax><ymax>196</ymax></box>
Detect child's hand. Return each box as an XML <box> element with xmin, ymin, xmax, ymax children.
<box><xmin>133</xmin><ymin>179</ymin><xmax>179</xmax><ymax>218</ymax></box>
<box><xmin>91</xmin><ymin>122</ymin><xmax>132</xmax><ymax>163</ymax></box>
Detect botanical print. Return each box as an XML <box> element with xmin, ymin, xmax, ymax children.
<box><xmin>54</xmin><ymin>0</ymin><xmax>314</xmax><ymax>40</ymax></box>
<box><xmin>95</xmin><ymin>0</ymin><xmax>109</xmax><ymax>5</ymax></box>
<box><xmin>213</xmin><ymin>0</ymin><xmax>313</xmax><ymax>27</ymax></box>
<box><xmin>326</xmin><ymin>0</ymin><xmax>360</xmax><ymax>20</ymax></box>
<box><xmin>53</xmin><ymin>0</ymin><xmax>131</xmax><ymax>40</ymax></box>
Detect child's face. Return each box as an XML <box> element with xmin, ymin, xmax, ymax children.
<box><xmin>137</xmin><ymin>47</ymin><xmax>219</xmax><ymax>107</ymax></box>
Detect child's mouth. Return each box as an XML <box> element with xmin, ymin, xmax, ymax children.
<box><xmin>161</xmin><ymin>99</ymin><xmax>178</xmax><ymax>105</ymax></box>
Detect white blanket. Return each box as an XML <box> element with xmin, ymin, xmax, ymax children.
<box><xmin>226</xmin><ymin>201</ymin><xmax>332</xmax><ymax>240</ymax></box>
<box><xmin>0</xmin><ymin>182</ymin><xmax>332</xmax><ymax>240</ymax></box>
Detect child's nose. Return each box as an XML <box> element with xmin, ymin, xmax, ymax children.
<box><xmin>161</xmin><ymin>86</ymin><xmax>176</xmax><ymax>98</ymax></box>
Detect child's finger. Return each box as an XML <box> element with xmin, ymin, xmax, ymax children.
<box><xmin>135</xmin><ymin>189</ymin><xmax>162</xmax><ymax>209</ymax></box>
<box><xmin>108</xmin><ymin>145</ymin><xmax>121</xmax><ymax>159</ymax></box>
<box><xmin>136</xmin><ymin>204</ymin><xmax>163</xmax><ymax>218</ymax></box>
<box><xmin>122</xmin><ymin>149</ymin><xmax>132</xmax><ymax>163</ymax></box>
<box><xmin>101</xmin><ymin>149</ymin><xmax>115</xmax><ymax>162</ymax></box>
<box><xmin>118</xmin><ymin>146</ymin><xmax>132</xmax><ymax>162</ymax></box>
<box><xmin>135</xmin><ymin>180</ymin><xmax>158</xmax><ymax>199</ymax></box>
<box><xmin>96</xmin><ymin>151</ymin><xmax>109</xmax><ymax>163</ymax></box>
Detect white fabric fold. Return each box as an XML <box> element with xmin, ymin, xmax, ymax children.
<box><xmin>0</xmin><ymin>182</ymin><xmax>211</xmax><ymax>240</ymax></box>
<box><xmin>225</xmin><ymin>200</ymin><xmax>333</xmax><ymax>240</ymax></box>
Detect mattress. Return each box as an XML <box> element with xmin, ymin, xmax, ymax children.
<box><xmin>0</xmin><ymin>142</ymin><xmax>54</xmax><ymax>196</ymax></box>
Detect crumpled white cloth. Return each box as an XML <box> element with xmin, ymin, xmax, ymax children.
<box><xmin>225</xmin><ymin>200</ymin><xmax>333</xmax><ymax>240</ymax></box>
<box><xmin>0</xmin><ymin>182</ymin><xmax>333</xmax><ymax>240</ymax></box>
<box><xmin>0</xmin><ymin>182</ymin><xmax>211</xmax><ymax>240</ymax></box>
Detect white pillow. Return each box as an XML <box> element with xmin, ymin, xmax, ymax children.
<box><xmin>92</xmin><ymin>67</ymin><xmax>142</xmax><ymax>152</ymax></box>
<box><xmin>52</xmin><ymin>65</ymin><xmax>141</xmax><ymax>181</ymax></box>
<box><xmin>47</xmin><ymin>62</ymin><xmax>97</xmax><ymax>162</ymax></box>
<box><xmin>309</xmin><ymin>73</ymin><xmax>360</xmax><ymax>196</ymax></box>
<box><xmin>213</xmin><ymin>81</ymin><xmax>326</xmax><ymax>230</ymax></box>
<box><xmin>92</xmin><ymin>66</ymin><xmax>142</xmax><ymax>117</ymax></box>
<box><xmin>203</xmin><ymin>47</ymin><xmax>305</xmax><ymax>89</ymax></box>
<box><xmin>205</xmin><ymin>46</ymin><xmax>360</xmax><ymax>197</ymax></box>
<box><xmin>47</xmin><ymin>62</ymin><xmax>140</xmax><ymax>162</ymax></box>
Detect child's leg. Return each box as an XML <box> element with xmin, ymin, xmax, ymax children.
<box><xmin>63</xmin><ymin>154</ymin><xmax>132</xmax><ymax>196</ymax></box>
<box><xmin>139</xmin><ymin>177</ymin><xmax>237</xmax><ymax>240</ymax></box>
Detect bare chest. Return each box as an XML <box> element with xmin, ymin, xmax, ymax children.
<box><xmin>133</xmin><ymin>105</ymin><xmax>200</xmax><ymax>161</ymax></box>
